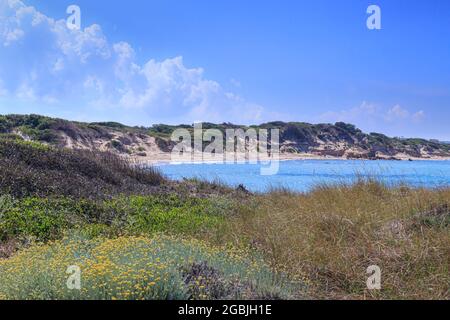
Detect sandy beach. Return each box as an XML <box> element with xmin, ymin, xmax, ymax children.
<box><xmin>133</xmin><ymin>152</ymin><xmax>450</xmax><ymax>165</ymax></box>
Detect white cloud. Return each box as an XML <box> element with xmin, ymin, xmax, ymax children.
<box><xmin>319</xmin><ymin>101</ymin><xmax>378</xmax><ymax>123</ymax></box>
<box><xmin>385</xmin><ymin>105</ymin><xmax>409</xmax><ymax>121</ymax></box>
<box><xmin>0</xmin><ymin>0</ymin><xmax>266</xmax><ymax>124</ymax></box>
<box><xmin>16</xmin><ymin>82</ymin><xmax>37</xmax><ymax>101</ymax></box>
<box><xmin>320</xmin><ymin>102</ymin><xmax>426</xmax><ymax>126</ymax></box>
<box><xmin>3</xmin><ymin>27</ymin><xmax>23</xmax><ymax>45</ymax></box>
<box><xmin>385</xmin><ymin>105</ymin><xmax>425</xmax><ymax>123</ymax></box>
<box><xmin>52</xmin><ymin>58</ymin><xmax>64</xmax><ymax>73</ymax></box>
<box><xmin>412</xmin><ymin>110</ymin><xmax>425</xmax><ymax>123</ymax></box>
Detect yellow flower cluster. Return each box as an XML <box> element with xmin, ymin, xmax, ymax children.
<box><xmin>0</xmin><ymin>234</ymin><xmax>294</xmax><ymax>300</ymax></box>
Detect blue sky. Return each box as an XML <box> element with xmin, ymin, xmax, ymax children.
<box><xmin>0</xmin><ymin>0</ymin><xmax>449</xmax><ymax>139</ymax></box>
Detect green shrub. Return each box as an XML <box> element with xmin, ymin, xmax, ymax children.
<box><xmin>105</xmin><ymin>195</ymin><xmax>226</xmax><ymax>237</ymax></box>
<box><xmin>0</xmin><ymin>133</ymin><xmax>23</xmax><ymax>141</ymax></box>
<box><xmin>0</xmin><ymin>117</ymin><xmax>11</xmax><ymax>133</ymax></box>
<box><xmin>0</xmin><ymin>196</ymin><xmax>80</xmax><ymax>241</ymax></box>
<box><xmin>0</xmin><ymin>195</ymin><xmax>228</xmax><ymax>242</ymax></box>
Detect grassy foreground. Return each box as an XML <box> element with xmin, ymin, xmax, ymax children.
<box><xmin>230</xmin><ymin>183</ymin><xmax>450</xmax><ymax>299</ymax></box>
<box><xmin>0</xmin><ymin>137</ymin><xmax>448</xmax><ymax>300</ymax></box>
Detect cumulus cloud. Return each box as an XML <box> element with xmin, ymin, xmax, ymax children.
<box><xmin>320</xmin><ymin>102</ymin><xmax>425</xmax><ymax>126</ymax></box>
<box><xmin>0</xmin><ymin>0</ymin><xmax>265</xmax><ymax>124</ymax></box>
<box><xmin>412</xmin><ymin>110</ymin><xmax>425</xmax><ymax>123</ymax></box>
<box><xmin>3</xmin><ymin>27</ymin><xmax>23</xmax><ymax>45</ymax></box>
<box><xmin>319</xmin><ymin>101</ymin><xmax>378</xmax><ymax>123</ymax></box>
<box><xmin>385</xmin><ymin>105</ymin><xmax>425</xmax><ymax>123</ymax></box>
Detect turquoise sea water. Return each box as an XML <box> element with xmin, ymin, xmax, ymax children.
<box><xmin>155</xmin><ymin>160</ymin><xmax>450</xmax><ymax>193</ymax></box>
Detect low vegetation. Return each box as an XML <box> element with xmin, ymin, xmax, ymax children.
<box><xmin>229</xmin><ymin>182</ymin><xmax>450</xmax><ymax>299</ymax></box>
<box><xmin>0</xmin><ymin>138</ymin><xmax>165</xmax><ymax>199</ymax></box>
<box><xmin>0</xmin><ymin>134</ymin><xmax>449</xmax><ymax>300</ymax></box>
<box><xmin>0</xmin><ymin>194</ymin><xmax>228</xmax><ymax>242</ymax></box>
<box><xmin>0</xmin><ymin>235</ymin><xmax>300</xmax><ymax>300</ymax></box>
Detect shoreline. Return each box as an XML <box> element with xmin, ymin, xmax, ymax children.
<box><xmin>133</xmin><ymin>152</ymin><xmax>450</xmax><ymax>165</ymax></box>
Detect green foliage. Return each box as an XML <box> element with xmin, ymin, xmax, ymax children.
<box><xmin>18</xmin><ymin>126</ymin><xmax>59</xmax><ymax>143</ymax></box>
<box><xmin>2</xmin><ymin>114</ymin><xmax>56</xmax><ymax>129</ymax></box>
<box><xmin>369</xmin><ymin>132</ymin><xmax>392</xmax><ymax>145</ymax></box>
<box><xmin>0</xmin><ymin>196</ymin><xmax>105</xmax><ymax>241</ymax></box>
<box><xmin>0</xmin><ymin>133</ymin><xmax>24</xmax><ymax>141</ymax></box>
<box><xmin>109</xmin><ymin>139</ymin><xmax>125</xmax><ymax>152</ymax></box>
<box><xmin>0</xmin><ymin>196</ymin><xmax>67</xmax><ymax>241</ymax></box>
<box><xmin>90</xmin><ymin>122</ymin><xmax>127</xmax><ymax>129</ymax></box>
<box><xmin>105</xmin><ymin>195</ymin><xmax>226</xmax><ymax>236</ymax></box>
<box><xmin>413</xmin><ymin>203</ymin><xmax>450</xmax><ymax>229</ymax></box>
<box><xmin>0</xmin><ymin>194</ymin><xmax>227</xmax><ymax>242</ymax></box>
<box><xmin>0</xmin><ymin>115</ymin><xmax>58</xmax><ymax>142</ymax></box>
<box><xmin>0</xmin><ymin>116</ymin><xmax>10</xmax><ymax>133</ymax></box>
<box><xmin>335</xmin><ymin>122</ymin><xmax>361</xmax><ymax>135</ymax></box>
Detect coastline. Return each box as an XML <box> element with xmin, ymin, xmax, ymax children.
<box><xmin>133</xmin><ymin>152</ymin><xmax>450</xmax><ymax>165</ymax></box>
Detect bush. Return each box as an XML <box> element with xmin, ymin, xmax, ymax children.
<box><xmin>0</xmin><ymin>117</ymin><xmax>11</xmax><ymax>133</ymax></box>
<box><xmin>0</xmin><ymin>133</ymin><xmax>23</xmax><ymax>141</ymax></box>
<box><xmin>105</xmin><ymin>195</ymin><xmax>226</xmax><ymax>237</ymax></box>
<box><xmin>0</xmin><ymin>196</ymin><xmax>68</xmax><ymax>241</ymax></box>
<box><xmin>0</xmin><ymin>139</ymin><xmax>165</xmax><ymax>199</ymax></box>
<box><xmin>0</xmin><ymin>195</ymin><xmax>228</xmax><ymax>242</ymax></box>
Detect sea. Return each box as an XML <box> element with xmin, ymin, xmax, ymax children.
<box><xmin>155</xmin><ymin>160</ymin><xmax>450</xmax><ymax>193</ymax></box>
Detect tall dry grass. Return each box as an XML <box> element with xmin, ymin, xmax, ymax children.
<box><xmin>230</xmin><ymin>180</ymin><xmax>450</xmax><ymax>299</ymax></box>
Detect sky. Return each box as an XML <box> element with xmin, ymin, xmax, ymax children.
<box><xmin>0</xmin><ymin>0</ymin><xmax>449</xmax><ymax>140</ymax></box>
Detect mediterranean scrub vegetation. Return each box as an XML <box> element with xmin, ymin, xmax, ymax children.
<box><xmin>0</xmin><ymin>135</ymin><xmax>449</xmax><ymax>299</ymax></box>
<box><xmin>2</xmin><ymin>114</ymin><xmax>449</xmax><ymax>160</ymax></box>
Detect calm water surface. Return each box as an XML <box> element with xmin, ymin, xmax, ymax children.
<box><xmin>155</xmin><ymin>160</ymin><xmax>450</xmax><ymax>193</ymax></box>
